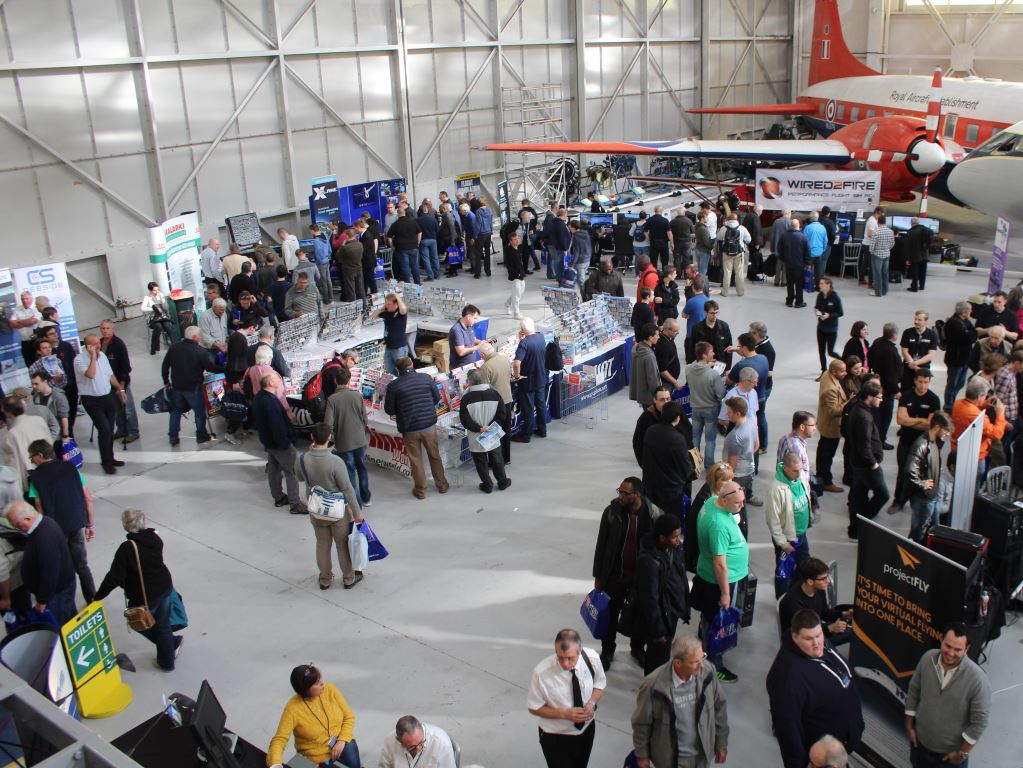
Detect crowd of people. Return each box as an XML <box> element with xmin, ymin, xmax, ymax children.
<box><xmin>0</xmin><ymin>193</ymin><xmax>1008</xmax><ymax>768</ymax></box>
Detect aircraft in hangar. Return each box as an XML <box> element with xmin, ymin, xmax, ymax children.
<box><xmin>947</xmin><ymin>121</ymin><xmax>1023</xmax><ymax>224</ymax></box>
<box><xmin>483</xmin><ymin>0</ymin><xmax>1023</xmax><ymax>207</ymax></box>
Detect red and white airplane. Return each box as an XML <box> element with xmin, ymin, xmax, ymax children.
<box><xmin>483</xmin><ymin>0</ymin><xmax>1023</xmax><ymax>204</ymax></box>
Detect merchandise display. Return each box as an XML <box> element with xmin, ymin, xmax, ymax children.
<box><xmin>542</xmin><ymin>285</ymin><xmax>581</xmax><ymax>316</ymax></box>
<box><xmin>427</xmin><ymin>286</ymin><xmax>466</xmax><ymax>320</ymax></box>
<box><xmin>320</xmin><ymin>301</ymin><xmax>363</xmax><ymax>344</ymax></box>
<box><xmin>275</xmin><ymin>314</ymin><xmax>320</xmax><ymax>355</ymax></box>
<box><xmin>550</xmin><ymin>301</ymin><xmax>623</xmax><ymax>364</ymax></box>
<box><xmin>592</xmin><ymin>294</ymin><xmax>633</xmax><ymax>333</ymax></box>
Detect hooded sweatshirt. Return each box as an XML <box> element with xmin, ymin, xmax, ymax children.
<box><xmin>685</xmin><ymin>361</ymin><xmax>726</xmax><ymax>411</ymax></box>
<box><xmin>764</xmin><ymin>463</ymin><xmax>811</xmax><ymax>549</ymax></box>
<box><xmin>766</xmin><ymin>634</ymin><xmax>864</xmax><ymax>768</ymax></box>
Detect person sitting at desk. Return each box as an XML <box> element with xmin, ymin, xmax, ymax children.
<box><xmin>267</xmin><ymin>663</ymin><xmax>360</xmax><ymax>768</ymax></box>
<box><xmin>378</xmin><ymin>715</ymin><xmax>457</xmax><ymax>768</ymax></box>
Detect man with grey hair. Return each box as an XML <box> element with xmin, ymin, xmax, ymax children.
<box><xmin>200</xmin><ymin>236</ymin><xmax>224</xmax><ymax>292</ymax></box>
<box><xmin>655</xmin><ymin>318</ymin><xmax>683</xmax><ymax>391</ymax></box>
<box><xmin>632</xmin><ymin>634</ymin><xmax>729</xmax><ymax>768</ymax></box>
<box><xmin>478</xmin><ymin>341</ymin><xmax>513</xmax><ymax>463</ymax></box>
<box><xmin>808</xmin><ymin>735</ymin><xmax>848</xmax><ymax>767</ymax></box>
<box><xmin>251</xmin><ymin>373</ymin><xmax>307</xmax><ymax>514</ymax></box>
<box><xmin>952</xmin><ymin>377</ymin><xmax>1005</xmax><ymax>493</ymax></box>
<box><xmin>5</xmin><ymin>500</ymin><xmax>77</xmax><ymax>626</ymax></box>
<box><xmin>459</xmin><ymin>369</ymin><xmax>510</xmax><ymax>493</ymax></box>
<box><xmin>512</xmin><ymin>316</ymin><xmax>549</xmax><ymax>443</ymax></box>
<box><xmin>378</xmin><ymin>715</ymin><xmax>457</xmax><ymax>768</ymax></box>
<box><xmin>162</xmin><ymin>325</ymin><xmax>223</xmax><ymax>447</ymax></box>
<box><xmin>199</xmin><ymin>297</ymin><xmax>229</xmax><ymax>352</ymax></box>
<box><xmin>246</xmin><ymin>324</ymin><xmax>289</xmax><ymax>378</ymax></box>
<box><xmin>646</xmin><ymin>205</ymin><xmax>672</xmax><ymax>269</ymax></box>
<box><xmin>765</xmin><ymin>451</ymin><xmax>813</xmax><ymax>597</ymax></box>
<box><xmin>968</xmin><ymin>323</ymin><xmax>1010</xmax><ymax>374</ymax></box>
<box><xmin>944</xmin><ymin>301</ymin><xmax>976</xmax><ymax>410</ymax></box>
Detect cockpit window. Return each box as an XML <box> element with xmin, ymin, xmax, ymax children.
<box><xmin>974</xmin><ymin>130</ymin><xmax>1021</xmax><ymax>156</ymax></box>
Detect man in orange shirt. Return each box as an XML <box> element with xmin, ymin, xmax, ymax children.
<box><xmin>950</xmin><ymin>378</ymin><xmax>1006</xmax><ymax>490</ymax></box>
<box><xmin>636</xmin><ymin>255</ymin><xmax>660</xmax><ymax>302</ymax></box>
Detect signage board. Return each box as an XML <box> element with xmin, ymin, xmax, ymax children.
<box><xmin>12</xmin><ymin>263</ymin><xmax>81</xmax><ymax>353</ymax></box>
<box><xmin>311</xmin><ymin>175</ymin><xmax>341</xmax><ymax>223</ymax></box>
<box><xmin>60</xmin><ymin>602</ymin><xmax>132</xmax><ymax>718</ymax></box>
<box><xmin>0</xmin><ymin>268</ymin><xmax>30</xmax><ymax>391</ymax></box>
<box><xmin>454</xmin><ymin>172</ymin><xmax>482</xmax><ymax>199</ymax></box>
<box><xmin>987</xmin><ymin>216</ymin><xmax>1010</xmax><ymax>294</ymax></box>
<box><xmin>755</xmin><ymin>169</ymin><xmax>881</xmax><ymax>211</ymax></box>
<box><xmin>224</xmin><ymin>212</ymin><xmax>262</xmax><ymax>249</ymax></box>
<box><xmin>850</xmin><ymin>519</ymin><xmax>968</xmax><ymax>766</ymax></box>
<box><xmin>496</xmin><ymin>179</ymin><xmax>510</xmax><ymax>225</ymax></box>
<box><xmin>148</xmin><ymin>213</ymin><xmax>203</xmax><ymax>298</ymax></box>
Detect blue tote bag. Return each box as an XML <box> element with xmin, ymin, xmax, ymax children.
<box><xmin>580</xmin><ymin>589</ymin><xmax>611</xmax><ymax>640</ymax></box>
<box><xmin>706</xmin><ymin>607</ymin><xmax>742</xmax><ymax>659</ymax></box>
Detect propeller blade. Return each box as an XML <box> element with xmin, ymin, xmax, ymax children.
<box><xmin>848</xmin><ymin>149</ymin><xmax>914</xmax><ymax>163</ymax></box>
<box><xmin>920</xmin><ymin>175</ymin><xmax>930</xmax><ymax>216</ymax></box>
<box><xmin>925</xmin><ymin>67</ymin><xmax>942</xmax><ymax>144</ymax></box>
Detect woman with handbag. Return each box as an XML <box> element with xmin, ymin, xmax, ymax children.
<box><xmin>267</xmin><ymin>663</ymin><xmax>360</xmax><ymax>768</ymax></box>
<box><xmin>296</xmin><ymin>423</ymin><xmax>364</xmax><ymax>591</ymax></box>
<box><xmin>94</xmin><ymin>508</ymin><xmax>184</xmax><ymax>671</ymax></box>
<box><xmin>141</xmin><ymin>281</ymin><xmax>178</xmax><ymax>355</ymax></box>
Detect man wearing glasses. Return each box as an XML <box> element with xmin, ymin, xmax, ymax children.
<box><xmin>592</xmin><ymin>477</ymin><xmax>653</xmax><ymax>670</ymax></box>
<box><xmin>631</xmin><ymin>634</ymin><xmax>729</xmax><ymax>768</ymax></box>
<box><xmin>691</xmin><ymin>480</ymin><xmax>749</xmax><ymax>683</ymax></box>
<box><xmin>527</xmin><ymin>628</ymin><xmax>606</xmax><ymax>768</ymax></box>
<box><xmin>778</xmin><ymin>558</ymin><xmax>853</xmax><ymax>647</ymax></box>
<box><xmin>377</xmin><ymin>715</ymin><xmax>456</xmax><ymax>768</ymax></box>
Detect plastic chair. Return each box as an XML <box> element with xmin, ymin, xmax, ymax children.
<box><xmin>983</xmin><ymin>465</ymin><xmax>1012</xmax><ymax>498</ymax></box>
<box><xmin>840</xmin><ymin>242</ymin><xmax>860</xmax><ymax>279</ymax></box>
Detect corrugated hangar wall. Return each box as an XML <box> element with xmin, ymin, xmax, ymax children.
<box><xmin>0</xmin><ymin>0</ymin><xmax>798</xmax><ymax>327</ymax></box>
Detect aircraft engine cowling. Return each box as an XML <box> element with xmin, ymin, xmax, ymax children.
<box><xmin>829</xmin><ymin>116</ymin><xmax>946</xmax><ymax>202</ymax></box>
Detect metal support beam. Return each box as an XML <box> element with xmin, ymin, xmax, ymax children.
<box><xmin>790</xmin><ymin>0</ymin><xmax>803</xmax><ymax>99</ymax></box>
<box><xmin>648</xmin><ymin>53</ymin><xmax>700</xmax><ymax>136</ymax></box>
<box><xmin>726</xmin><ymin>0</ymin><xmax>785</xmax><ymax>105</ymax></box>
<box><xmin>167</xmin><ymin>58</ymin><xmax>277</xmax><ymax>211</ymax></box>
<box><xmin>638</xmin><ymin>0</ymin><xmax>650</xmax><ymax>145</ymax></box>
<box><xmin>66</xmin><ymin>264</ymin><xmax>116</xmax><ymax>309</ymax></box>
<box><xmin>413</xmin><ymin>48</ymin><xmax>497</xmax><ymax>177</ymax></box>
<box><xmin>970</xmin><ymin>0</ymin><xmax>1014</xmax><ymax>47</ymax></box>
<box><xmin>390</xmin><ymin>0</ymin><xmax>415</xmax><ymax>192</ymax></box>
<box><xmin>282</xmin><ymin>0</ymin><xmax>320</xmax><ymax>41</ymax></box>
<box><xmin>499</xmin><ymin>0</ymin><xmax>527</xmax><ymax>34</ymax></box>
<box><xmin>586</xmin><ymin>45</ymin><xmax>643</xmax><ymax>141</ymax></box>
<box><xmin>573</xmin><ymin>0</ymin><xmax>587</xmax><ymax>143</ymax></box>
<box><xmin>285</xmin><ymin>62</ymin><xmax>404</xmax><ymax>179</ymax></box>
<box><xmin>124</xmin><ymin>0</ymin><xmax>169</xmax><ymax>220</ymax></box>
<box><xmin>458</xmin><ymin>0</ymin><xmax>494</xmax><ymax>41</ymax></box>
<box><xmin>613</xmin><ymin>0</ymin><xmax>646</xmax><ymax>38</ymax></box>
<box><xmin>0</xmin><ymin>111</ymin><xmax>157</xmax><ymax>226</ymax></box>
<box><xmin>268</xmin><ymin>0</ymin><xmax>297</xmax><ymax>215</ymax></box>
<box><xmin>215</xmin><ymin>0</ymin><xmax>276</xmax><ymax>49</ymax></box>
<box><xmin>699</xmin><ymin>0</ymin><xmax>710</xmax><ymax>136</ymax></box>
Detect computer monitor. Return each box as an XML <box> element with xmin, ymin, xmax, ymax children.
<box><xmin>919</xmin><ymin>217</ymin><xmax>940</xmax><ymax>233</ymax></box>
<box><xmin>890</xmin><ymin>215</ymin><xmax>913</xmax><ymax>232</ymax></box>
<box><xmin>191</xmin><ymin>681</ymin><xmax>241</xmax><ymax>768</ymax></box>
<box><xmin>588</xmin><ymin>214</ymin><xmax>613</xmax><ymax>228</ymax></box>
<box><xmin>618</xmin><ymin>212</ymin><xmax>641</xmax><ymax>222</ymax></box>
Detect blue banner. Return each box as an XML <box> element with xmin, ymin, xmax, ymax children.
<box><xmin>310</xmin><ymin>175</ymin><xmax>341</xmax><ymax>223</ymax></box>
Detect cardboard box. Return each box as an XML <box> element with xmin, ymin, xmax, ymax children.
<box><xmin>432</xmin><ymin>339</ymin><xmax>450</xmax><ymax>372</ymax></box>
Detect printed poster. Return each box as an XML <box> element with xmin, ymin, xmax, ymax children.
<box><xmin>756</xmin><ymin>169</ymin><xmax>881</xmax><ymax>212</ymax></box>
<box><xmin>11</xmin><ymin>262</ymin><xmax>81</xmax><ymax>353</ymax></box>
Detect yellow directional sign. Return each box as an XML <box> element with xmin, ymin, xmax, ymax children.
<box><xmin>60</xmin><ymin>602</ymin><xmax>131</xmax><ymax>718</ymax></box>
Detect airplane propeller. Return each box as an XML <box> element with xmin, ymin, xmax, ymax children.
<box><xmin>919</xmin><ymin>68</ymin><xmax>944</xmax><ymax>216</ymax></box>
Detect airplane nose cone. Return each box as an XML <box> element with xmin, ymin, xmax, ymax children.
<box><xmin>908</xmin><ymin>139</ymin><xmax>946</xmax><ymax>176</ymax></box>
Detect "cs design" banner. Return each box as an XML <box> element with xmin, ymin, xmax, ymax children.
<box><xmin>755</xmin><ymin>169</ymin><xmax>881</xmax><ymax>212</ymax></box>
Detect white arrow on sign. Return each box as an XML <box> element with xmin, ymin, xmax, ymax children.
<box><xmin>76</xmin><ymin>646</ymin><xmax>95</xmax><ymax>669</ymax></box>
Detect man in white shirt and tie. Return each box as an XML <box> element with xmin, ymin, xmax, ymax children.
<box><xmin>74</xmin><ymin>334</ymin><xmax>127</xmax><ymax>474</ymax></box>
<box><xmin>527</xmin><ymin>628</ymin><xmax>606</xmax><ymax>768</ymax></box>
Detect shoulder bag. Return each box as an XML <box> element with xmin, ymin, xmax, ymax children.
<box><xmin>124</xmin><ymin>541</ymin><xmax>156</xmax><ymax>631</ymax></box>
<box><xmin>299</xmin><ymin>454</ymin><xmax>347</xmax><ymax>522</ymax></box>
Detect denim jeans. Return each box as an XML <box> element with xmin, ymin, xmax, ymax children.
<box><xmin>320</xmin><ymin>738</ymin><xmax>361</xmax><ymax>768</ymax></box>
<box><xmin>696</xmin><ymin>249</ymin><xmax>711</xmax><ymax>277</ymax></box>
<box><xmin>517</xmin><ymin>385</ymin><xmax>547</xmax><ymax>439</ymax></box>
<box><xmin>911</xmin><ymin>745</ymin><xmax>967</xmax><ymax>768</ymax></box>
<box><xmin>545</xmin><ymin>245</ymin><xmax>562</xmax><ymax>280</ymax></box>
<box><xmin>140</xmin><ymin>588</ymin><xmax>178</xmax><ymax>670</ymax></box>
<box><xmin>944</xmin><ymin>365</ymin><xmax>969</xmax><ymax>411</ymax></box>
<box><xmin>394</xmin><ymin>249</ymin><xmax>421</xmax><ymax>284</ymax></box>
<box><xmin>337</xmin><ymin>446</ymin><xmax>371</xmax><ymax>505</ymax></box>
<box><xmin>169</xmin><ymin>386</ymin><xmax>209</xmax><ymax>440</ymax></box>
<box><xmin>872</xmin><ymin>255</ymin><xmax>889</xmax><ymax>296</ymax></box>
<box><xmin>690</xmin><ymin>407</ymin><xmax>719</xmax><ymax>468</ymax></box>
<box><xmin>67</xmin><ymin>528</ymin><xmax>96</xmax><ymax>603</ymax></box>
<box><xmin>419</xmin><ymin>238</ymin><xmax>440</xmax><ymax>278</ymax></box>
<box><xmin>383</xmin><ymin>346</ymin><xmax>407</xmax><ymax>376</ymax></box>
<box><xmin>46</xmin><ymin>582</ymin><xmax>78</xmax><ymax>627</ymax></box>
<box><xmin>909</xmin><ymin>496</ymin><xmax>939</xmax><ymax>543</ymax></box>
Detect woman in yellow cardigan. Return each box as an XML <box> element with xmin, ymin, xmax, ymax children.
<box><xmin>267</xmin><ymin>664</ymin><xmax>361</xmax><ymax>768</ymax></box>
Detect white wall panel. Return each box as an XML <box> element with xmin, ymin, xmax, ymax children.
<box><xmin>83</xmin><ymin>71</ymin><xmax>147</xmax><ymax>156</ymax></box>
<box><xmin>3</xmin><ymin>1</ymin><xmax>78</xmax><ymax>62</ymax></box>
<box><xmin>36</xmin><ymin>162</ymin><xmax>109</xmax><ymax>251</ymax></box>
<box><xmin>98</xmin><ymin>155</ymin><xmax>157</xmax><ymax>243</ymax></box>
<box><xmin>0</xmin><ymin>168</ymin><xmax>46</xmax><ymax>254</ymax></box>
<box><xmin>241</xmin><ymin>135</ymin><xmax>288</xmax><ymax>213</ymax></box>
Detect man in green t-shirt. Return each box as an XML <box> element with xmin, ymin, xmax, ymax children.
<box><xmin>693</xmin><ymin>479</ymin><xmax>750</xmax><ymax>683</ymax></box>
<box><xmin>765</xmin><ymin>451</ymin><xmax>812</xmax><ymax>599</ymax></box>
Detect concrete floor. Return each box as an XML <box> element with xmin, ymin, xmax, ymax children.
<box><xmin>72</xmin><ymin>259</ymin><xmax>1022</xmax><ymax>768</ymax></box>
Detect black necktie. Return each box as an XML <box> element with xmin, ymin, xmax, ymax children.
<box><xmin>571</xmin><ymin>668</ymin><xmax>584</xmax><ymax>730</ymax></box>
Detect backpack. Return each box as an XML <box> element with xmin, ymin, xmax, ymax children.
<box><xmin>500</xmin><ymin>219</ymin><xmax>519</xmax><ymax>244</ymax></box>
<box><xmin>633</xmin><ymin>222</ymin><xmax>646</xmax><ymax>243</ymax></box>
<box><xmin>722</xmin><ymin>226</ymin><xmax>743</xmax><ymax>256</ymax></box>
<box><xmin>934</xmin><ymin>318</ymin><xmax>947</xmax><ymax>350</ymax></box>
<box><xmin>302</xmin><ymin>357</ymin><xmax>344</xmax><ymax>420</ymax></box>
<box><xmin>545</xmin><ymin>340</ymin><xmax>565</xmax><ymax>372</ymax></box>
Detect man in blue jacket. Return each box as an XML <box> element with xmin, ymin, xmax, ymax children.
<box><xmin>804</xmin><ymin>212</ymin><xmax>829</xmax><ymax>289</ymax></box>
<box><xmin>459</xmin><ymin>203</ymin><xmax>481</xmax><ymax>279</ymax></box>
<box><xmin>547</xmin><ymin>209</ymin><xmax>572</xmax><ymax>284</ymax></box>
<box><xmin>308</xmin><ymin>224</ymin><xmax>333</xmax><ymax>304</ymax></box>
<box><xmin>6</xmin><ymin>500</ymin><xmax>77</xmax><ymax>625</ymax></box>
<box><xmin>474</xmin><ymin>200</ymin><xmax>494</xmax><ymax>278</ymax></box>
<box><xmin>778</xmin><ymin>219</ymin><xmax>811</xmax><ymax>309</ymax></box>
<box><xmin>384</xmin><ymin>357</ymin><xmax>449</xmax><ymax>499</ymax></box>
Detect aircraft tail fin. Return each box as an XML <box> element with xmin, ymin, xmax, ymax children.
<box><xmin>808</xmin><ymin>0</ymin><xmax>881</xmax><ymax>85</ymax></box>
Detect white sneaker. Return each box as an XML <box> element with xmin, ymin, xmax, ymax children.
<box><xmin>223</xmin><ymin>433</ymin><xmax>240</xmax><ymax>445</ymax></box>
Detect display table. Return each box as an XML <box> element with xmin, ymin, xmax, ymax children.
<box><xmin>112</xmin><ymin>712</ymin><xmax>276</xmax><ymax>768</ymax></box>
<box><xmin>365</xmin><ymin>410</ymin><xmax>468</xmax><ymax>477</ymax></box>
<box><xmin>551</xmin><ymin>337</ymin><xmax>629</xmax><ymax>418</ymax></box>
<box><xmin>416</xmin><ymin>316</ymin><xmax>490</xmax><ymax>341</ymax></box>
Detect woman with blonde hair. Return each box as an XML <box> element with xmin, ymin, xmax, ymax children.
<box><xmin>684</xmin><ymin>462</ymin><xmax>735</xmax><ymax>572</ymax></box>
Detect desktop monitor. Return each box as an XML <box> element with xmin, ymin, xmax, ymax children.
<box><xmin>588</xmin><ymin>214</ymin><xmax>614</xmax><ymax>228</ymax></box>
<box><xmin>919</xmin><ymin>217</ymin><xmax>940</xmax><ymax>233</ymax></box>
<box><xmin>890</xmin><ymin>215</ymin><xmax>913</xmax><ymax>232</ymax></box>
<box><xmin>191</xmin><ymin>681</ymin><xmax>241</xmax><ymax>768</ymax></box>
<box><xmin>835</xmin><ymin>216</ymin><xmax>852</xmax><ymax>240</ymax></box>
<box><xmin>618</xmin><ymin>212</ymin><xmax>641</xmax><ymax>222</ymax></box>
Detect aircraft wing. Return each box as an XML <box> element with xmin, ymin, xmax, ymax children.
<box><xmin>481</xmin><ymin>138</ymin><xmax>851</xmax><ymax>164</ymax></box>
<box><xmin>687</xmin><ymin>103</ymin><xmax>817</xmax><ymax>115</ymax></box>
